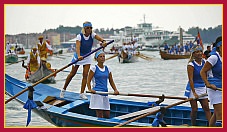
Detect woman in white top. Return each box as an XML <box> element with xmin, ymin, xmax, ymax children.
<box><xmin>87</xmin><ymin>50</ymin><xmax>119</xmax><ymax>118</ymax></box>
<box><xmin>200</xmin><ymin>36</ymin><xmax>222</xmax><ymax>127</ymax></box>
<box><xmin>184</xmin><ymin>45</ymin><xmax>211</xmax><ymax>126</ymax></box>
<box><xmin>60</xmin><ymin>21</ymin><xmax>107</xmax><ymax>100</ymax></box>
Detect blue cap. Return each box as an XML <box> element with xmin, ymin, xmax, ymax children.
<box><xmin>95</xmin><ymin>50</ymin><xmax>104</xmax><ymax>59</ymax></box>
<box><xmin>83</xmin><ymin>22</ymin><xmax>92</xmax><ymax>28</ymax></box>
<box><xmin>190</xmin><ymin>46</ymin><xmax>202</xmax><ymax>53</ymax></box>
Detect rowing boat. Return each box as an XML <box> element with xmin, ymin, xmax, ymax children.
<box><xmin>159</xmin><ymin>50</ymin><xmax>191</xmax><ymax>60</ymax></box>
<box><xmin>5</xmin><ymin>74</ymin><xmax>212</xmax><ymax>127</ymax></box>
<box><xmin>25</xmin><ymin>62</ymin><xmax>56</xmax><ymax>84</ymax></box>
<box><xmin>118</xmin><ymin>50</ymin><xmax>138</xmax><ymax>63</ymax></box>
<box><xmin>5</xmin><ymin>53</ymin><xmax>18</xmax><ymax>63</ymax></box>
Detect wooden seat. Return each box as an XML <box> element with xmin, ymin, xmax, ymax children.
<box><xmin>114</xmin><ymin>106</ymin><xmax>160</xmax><ymax>120</ymax></box>
<box><xmin>43</xmin><ymin>96</ymin><xmax>67</xmax><ymax>107</ymax></box>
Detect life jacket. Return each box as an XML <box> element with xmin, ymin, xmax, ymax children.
<box><xmin>79</xmin><ymin>33</ymin><xmax>93</xmax><ymax>56</ymax></box>
<box><xmin>37</xmin><ymin>41</ymin><xmax>47</xmax><ymax>58</ymax></box>
<box><xmin>29</xmin><ymin>52</ymin><xmax>39</xmax><ymax>72</ymax></box>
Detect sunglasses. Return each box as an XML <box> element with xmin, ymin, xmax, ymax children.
<box><xmin>85</xmin><ymin>27</ymin><xmax>92</xmax><ymax>29</ymax></box>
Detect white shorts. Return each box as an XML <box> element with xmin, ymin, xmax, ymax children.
<box><xmin>207</xmin><ymin>88</ymin><xmax>222</xmax><ymax>105</ymax></box>
<box><xmin>89</xmin><ymin>94</ymin><xmax>110</xmax><ymax>110</ymax></box>
<box><xmin>72</xmin><ymin>55</ymin><xmax>92</xmax><ymax>66</ymax></box>
<box><xmin>189</xmin><ymin>87</ymin><xmax>208</xmax><ymax>99</ymax></box>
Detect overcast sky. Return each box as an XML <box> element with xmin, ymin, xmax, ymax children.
<box><xmin>5</xmin><ymin>4</ymin><xmax>222</xmax><ymax>35</ymax></box>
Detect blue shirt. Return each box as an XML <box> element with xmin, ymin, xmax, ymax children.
<box><xmin>93</xmin><ymin>65</ymin><xmax>109</xmax><ymax>95</ymax></box>
<box><xmin>184</xmin><ymin>60</ymin><xmax>205</xmax><ymax>97</ymax></box>
<box><xmin>208</xmin><ymin>53</ymin><xmax>222</xmax><ymax>88</ymax></box>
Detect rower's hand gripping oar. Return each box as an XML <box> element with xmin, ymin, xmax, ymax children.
<box><xmin>86</xmin><ymin>91</ymin><xmax>187</xmax><ymax>100</ymax></box>
<box><xmin>114</xmin><ymin>93</ymin><xmax>208</xmax><ymax>127</ymax></box>
<box><xmin>5</xmin><ymin>40</ymin><xmax>114</xmax><ymax>104</ymax></box>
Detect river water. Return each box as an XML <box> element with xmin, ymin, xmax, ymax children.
<box><xmin>5</xmin><ymin>49</ymin><xmax>202</xmax><ymax>127</ymax></box>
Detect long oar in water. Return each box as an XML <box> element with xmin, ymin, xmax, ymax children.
<box><xmin>54</xmin><ymin>69</ymin><xmax>82</xmax><ymax>74</ymax></box>
<box><xmin>105</xmin><ymin>54</ymin><xmax>118</xmax><ymax>61</ymax></box>
<box><xmin>53</xmin><ymin>56</ymin><xmax>66</xmax><ymax>59</ymax></box>
<box><xmin>114</xmin><ymin>93</ymin><xmax>208</xmax><ymax>127</ymax></box>
<box><xmin>5</xmin><ymin>40</ymin><xmax>114</xmax><ymax>104</ymax></box>
<box><xmin>136</xmin><ymin>53</ymin><xmax>153</xmax><ymax>61</ymax></box>
<box><xmin>86</xmin><ymin>91</ymin><xmax>187</xmax><ymax>100</ymax></box>
<box><xmin>207</xmin><ymin>87</ymin><xmax>222</xmax><ymax>91</ymax></box>
<box><xmin>216</xmin><ymin>88</ymin><xmax>222</xmax><ymax>91</ymax></box>
<box><xmin>21</xmin><ymin>61</ymin><xmax>74</xmax><ymax>73</ymax></box>
<box><xmin>6</xmin><ymin>59</ymin><xmax>26</xmax><ymax>66</ymax></box>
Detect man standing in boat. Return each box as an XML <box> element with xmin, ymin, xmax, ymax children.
<box><xmin>27</xmin><ymin>47</ymin><xmax>40</xmax><ymax>75</ymax></box>
<box><xmin>6</xmin><ymin>41</ymin><xmax>11</xmax><ymax>54</ymax></box>
<box><xmin>60</xmin><ymin>21</ymin><xmax>107</xmax><ymax>100</ymax></box>
<box><xmin>37</xmin><ymin>36</ymin><xmax>53</xmax><ymax>59</ymax></box>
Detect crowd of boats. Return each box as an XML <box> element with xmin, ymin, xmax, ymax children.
<box><xmin>106</xmin><ymin>18</ymin><xmax>195</xmax><ymax>52</ymax></box>
<box><xmin>5</xmin><ymin>40</ymin><xmax>58</xmax><ymax>84</ymax></box>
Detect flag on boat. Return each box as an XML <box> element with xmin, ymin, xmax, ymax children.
<box><xmin>195</xmin><ymin>31</ymin><xmax>204</xmax><ymax>50</ymax></box>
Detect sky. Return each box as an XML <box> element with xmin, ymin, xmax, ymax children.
<box><xmin>5</xmin><ymin>4</ymin><xmax>222</xmax><ymax>35</ymax></box>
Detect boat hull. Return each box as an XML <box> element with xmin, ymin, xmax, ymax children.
<box><xmin>159</xmin><ymin>50</ymin><xmax>191</xmax><ymax>60</ymax></box>
<box><xmin>5</xmin><ymin>54</ymin><xmax>18</xmax><ymax>63</ymax></box>
<box><xmin>5</xmin><ymin>74</ymin><xmax>211</xmax><ymax>127</ymax></box>
<box><xmin>26</xmin><ymin>63</ymin><xmax>56</xmax><ymax>83</ymax></box>
<box><xmin>119</xmin><ymin>50</ymin><xmax>138</xmax><ymax>63</ymax></box>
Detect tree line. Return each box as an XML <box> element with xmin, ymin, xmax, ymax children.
<box><xmin>44</xmin><ymin>24</ymin><xmax>222</xmax><ymax>44</ymax></box>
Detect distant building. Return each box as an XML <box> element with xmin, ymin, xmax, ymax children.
<box><xmin>60</xmin><ymin>38</ymin><xmax>76</xmax><ymax>48</ymax></box>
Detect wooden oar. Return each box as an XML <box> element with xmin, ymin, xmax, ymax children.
<box><xmin>216</xmin><ymin>88</ymin><xmax>222</xmax><ymax>91</ymax></box>
<box><xmin>206</xmin><ymin>87</ymin><xmax>222</xmax><ymax>91</ymax></box>
<box><xmin>136</xmin><ymin>53</ymin><xmax>153</xmax><ymax>61</ymax></box>
<box><xmin>6</xmin><ymin>59</ymin><xmax>26</xmax><ymax>66</ymax></box>
<box><xmin>54</xmin><ymin>69</ymin><xmax>82</xmax><ymax>74</ymax></box>
<box><xmin>5</xmin><ymin>40</ymin><xmax>114</xmax><ymax>104</ymax></box>
<box><xmin>54</xmin><ymin>56</ymin><xmax>66</xmax><ymax>59</ymax></box>
<box><xmin>105</xmin><ymin>54</ymin><xmax>118</xmax><ymax>61</ymax></box>
<box><xmin>86</xmin><ymin>91</ymin><xmax>187</xmax><ymax>100</ymax></box>
<box><xmin>114</xmin><ymin>93</ymin><xmax>208</xmax><ymax>127</ymax></box>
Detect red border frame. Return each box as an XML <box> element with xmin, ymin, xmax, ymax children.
<box><xmin>1</xmin><ymin>0</ymin><xmax>225</xmax><ymax>131</ymax></box>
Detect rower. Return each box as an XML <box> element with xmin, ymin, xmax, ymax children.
<box><xmin>27</xmin><ymin>47</ymin><xmax>40</xmax><ymax>75</ymax></box>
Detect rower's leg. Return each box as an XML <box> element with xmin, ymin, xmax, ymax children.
<box><xmin>60</xmin><ymin>65</ymin><xmax>78</xmax><ymax>98</ymax></box>
<box><xmin>63</xmin><ymin>65</ymin><xmax>78</xmax><ymax>90</ymax></box>
<box><xmin>199</xmin><ymin>99</ymin><xmax>211</xmax><ymax>126</ymax></box>
<box><xmin>189</xmin><ymin>100</ymin><xmax>198</xmax><ymax>126</ymax></box>
<box><xmin>79</xmin><ymin>64</ymin><xmax>90</xmax><ymax>100</ymax></box>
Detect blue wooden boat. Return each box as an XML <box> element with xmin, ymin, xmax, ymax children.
<box><xmin>5</xmin><ymin>74</ymin><xmax>212</xmax><ymax>127</ymax></box>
